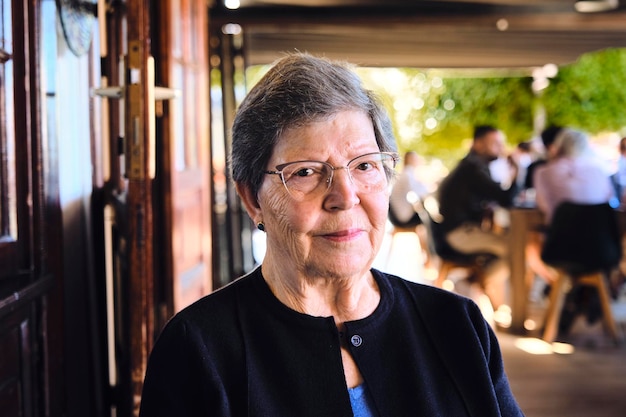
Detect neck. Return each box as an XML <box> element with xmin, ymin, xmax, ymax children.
<box><xmin>261</xmin><ymin>259</ymin><xmax>380</xmax><ymax>322</ymax></box>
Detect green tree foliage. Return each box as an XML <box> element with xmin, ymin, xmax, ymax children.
<box><xmin>359</xmin><ymin>68</ymin><xmax>536</xmax><ymax>168</ymax></box>
<box><xmin>426</xmin><ymin>76</ymin><xmax>535</xmax><ymax>167</ymax></box>
<box><xmin>542</xmin><ymin>48</ymin><xmax>626</xmax><ymax>134</ymax></box>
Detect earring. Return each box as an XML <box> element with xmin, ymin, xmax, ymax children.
<box><xmin>257</xmin><ymin>222</ymin><xmax>265</xmax><ymax>232</ymax></box>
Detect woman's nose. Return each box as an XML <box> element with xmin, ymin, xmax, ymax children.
<box><xmin>324</xmin><ymin>168</ymin><xmax>359</xmax><ymax>209</ymax></box>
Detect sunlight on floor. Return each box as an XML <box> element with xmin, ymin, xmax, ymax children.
<box><xmin>514</xmin><ymin>337</ymin><xmax>575</xmax><ymax>355</ymax></box>
<box><xmin>494</xmin><ymin>304</ymin><xmax>512</xmax><ymax>328</ymax></box>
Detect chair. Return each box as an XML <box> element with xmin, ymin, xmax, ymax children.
<box><xmin>540</xmin><ymin>202</ymin><xmax>623</xmax><ymax>344</ymax></box>
<box><xmin>414</xmin><ymin>197</ymin><xmax>495</xmax><ymax>289</ymax></box>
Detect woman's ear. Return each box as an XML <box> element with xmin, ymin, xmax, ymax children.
<box><xmin>235</xmin><ymin>182</ymin><xmax>262</xmax><ymax>222</ymax></box>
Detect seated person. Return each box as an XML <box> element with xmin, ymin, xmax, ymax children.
<box><xmin>437</xmin><ymin>125</ymin><xmax>519</xmax><ymax>310</ymax></box>
<box><xmin>512</xmin><ymin>141</ymin><xmax>534</xmax><ymax>189</ymax></box>
<box><xmin>617</xmin><ymin>137</ymin><xmax>626</xmax><ymax>206</ymax></box>
<box><xmin>533</xmin><ymin>127</ymin><xmax>617</xmax><ymax>330</ymax></box>
<box><xmin>389</xmin><ymin>151</ymin><xmax>429</xmax><ymax>228</ymax></box>
<box><xmin>534</xmin><ymin>128</ymin><xmax>615</xmax><ymax>224</ymax></box>
<box><xmin>524</xmin><ymin>125</ymin><xmax>563</xmax><ymax>189</ymax></box>
<box><xmin>389</xmin><ymin>151</ymin><xmax>430</xmax><ymax>263</ymax></box>
<box><xmin>523</xmin><ymin>126</ymin><xmax>564</xmax><ymax>285</ymax></box>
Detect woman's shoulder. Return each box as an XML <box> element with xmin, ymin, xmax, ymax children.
<box><xmin>378</xmin><ymin>270</ymin><xmax>455</xmax><ymax>294</ymax></box>
<box><xmin>375</xmin><ymin>270</ymin><xmax>491</xmax><ymax>341</ymax></box>
<box><xmin>375</xmin><ymin>270</ymin><xmax>478</xmax><ymax>313</ymax></box>
<box><xmin>169</xmin><ymin>269</ymin><xmax>262</xmax><ymax>326</ymax></box>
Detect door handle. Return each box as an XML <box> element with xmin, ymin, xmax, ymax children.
<box><xmin>91</xmin><ymin>55</ymin><xmax>179</xmax><ymax>180</ymax></box>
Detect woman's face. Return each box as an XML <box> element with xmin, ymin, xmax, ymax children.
<box><xmin>257</xmin><ymin>110</ymin><xmax>390</xmax><ymax>280</ymax></box>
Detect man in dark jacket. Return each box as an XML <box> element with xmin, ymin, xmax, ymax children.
<box><xmin>437</xmin><ymin>126</ymin><xmax>519</xmax><ymax>311</ymax></box>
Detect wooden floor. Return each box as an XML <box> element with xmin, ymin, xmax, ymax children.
<box><xmin>499</xmin><ymin>322</ymin><xmax>626</xmax><ymax>417</ymax></box>
<box><xmin>497</xmin><ymin>293</ymin><xmax>626</xmax><ymax>417</ymax></box>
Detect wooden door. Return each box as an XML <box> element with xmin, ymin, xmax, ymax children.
<box><xmin>97</xmin><ymin>1</ymin><xmax>212</xmax><ymax>415</ymax></box>
<box><xmin>0</xmin><ymin>0</ymin><xmax>63</xmax><ymax>416</ymax></box>
<box><xmin>97</xmin><ymin>1</ymin><xmax>156</xmax><ymax>414</ymax></box>
<box><xmin>155</xmin><ymin>0</ymin><xmax>212</xmax><ymax>315</ymax></box>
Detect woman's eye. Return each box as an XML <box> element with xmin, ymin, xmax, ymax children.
<box><xmin>355</xmin><ymin>161</ymin><xmax>374</xmax><ymax>171</ymax></box>
<box><xmin>294</xmin><ymin>167</ymin><xmax>314</xmax><ymax>177</ymax></box>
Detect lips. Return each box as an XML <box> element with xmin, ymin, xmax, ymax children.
<box><xmin>321</xmin><ymin>228</ymin><xmax>363</xmax><ymax>241</ymax></box>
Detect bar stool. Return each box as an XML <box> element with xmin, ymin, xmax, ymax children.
<box><xmin>540</xmin><ymin>202</ymin><xmax>622</xmax><ymax>344</ymax></box>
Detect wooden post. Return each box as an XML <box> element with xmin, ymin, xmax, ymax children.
<box><xmin>124</xmin><ymin>1</ymin><xmax>154</xmax><ymax>414</ymax></box>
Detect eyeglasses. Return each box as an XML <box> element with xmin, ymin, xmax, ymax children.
<box><xmin>264</xmin><ymin>152</ymin><xmax>399</xmax><ymax>201</ymax></box>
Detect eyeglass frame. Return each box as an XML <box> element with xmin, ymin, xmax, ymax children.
<box><xmin>263</xmin><ymin>151</ymin><xmax>399</xmax><ymax>199</ymax></box>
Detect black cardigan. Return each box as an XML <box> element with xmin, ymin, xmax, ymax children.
<box><xmin>139</xmin><ymin>268</ymin><xmax>524</xmax><ymax>416</ymax></box>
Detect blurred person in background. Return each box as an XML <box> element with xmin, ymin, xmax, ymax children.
<box><xmin>534</xmin><ymin>128</ymin><xmax>615</xmax><ymax>224</ymax></box>
<box><xmin>615</xmin><ymin>136</ymin><xmax>626</xmax><ymax>206</ymax></box>
<box><xmin>524</xmin><ymin>126</ymin><xmax>563</xmax><ymax>190</ymax></box>
<box><xmin>389</xmin><ymin>151</ymin><xmax>429</xmax><ymax>227</ymax></box>
<box><xmin>615</xmin><ymin>137</ymin><xmax>626</xmax><ymax>293</ymax></box>
<box><xmin>521</xmin><ymin>126</ymin><xmax>565</xmax><ymax>287</ymax></box>
<box><xmin>512</xmin><ymin>141</ymin><xmax>534</xmax><ymax>189</ymax></box>
<box><xmin>437</xmin><ymin>125</ymin><xmax>519</xmax><ymax>312</ymax></box>
<box><xmin>533</xmin><ymin>128</ymin><xmax>617</xmax><ymax>330</ymax></box>
<box><xmin>389</xmin><ymin>151</ymin><xmax>431</xmax><ymax>264</ymax></box>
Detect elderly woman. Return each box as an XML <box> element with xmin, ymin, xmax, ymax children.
<box><xmin>139</xmin><ymin>53</ymin><xmax>524</xmax><ymax>416</ymax></box>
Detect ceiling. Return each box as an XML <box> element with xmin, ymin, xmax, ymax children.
<box><xmin>210</xmin><ymin>0</ymin><xmax>626</xmax><ymax>70</ymax></box>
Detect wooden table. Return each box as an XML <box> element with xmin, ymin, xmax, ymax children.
<box><xmin>508</xmin><ymin>207</ymin><xmax>544</xmax><ymax>334</ymax></box>
<box><xmin>508</xmin><ymin>206</ymin><xmax>626</xmax><ymax>334</ymax></box>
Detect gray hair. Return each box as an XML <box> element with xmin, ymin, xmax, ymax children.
<box><xmin>554</xmin><ymin>128</ymin><xmax>590</xmax><ymax>158</ymax></box>
<box><xmin>230</xmin><ymin>52</ymin><xmax>397</xmax><ymax>195</ymax></box>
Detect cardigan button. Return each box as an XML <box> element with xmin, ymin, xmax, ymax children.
<box><xmin>350</xmin><ymin>335</ymin><xmax>362</xmax><ymax>347</ymax></box>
